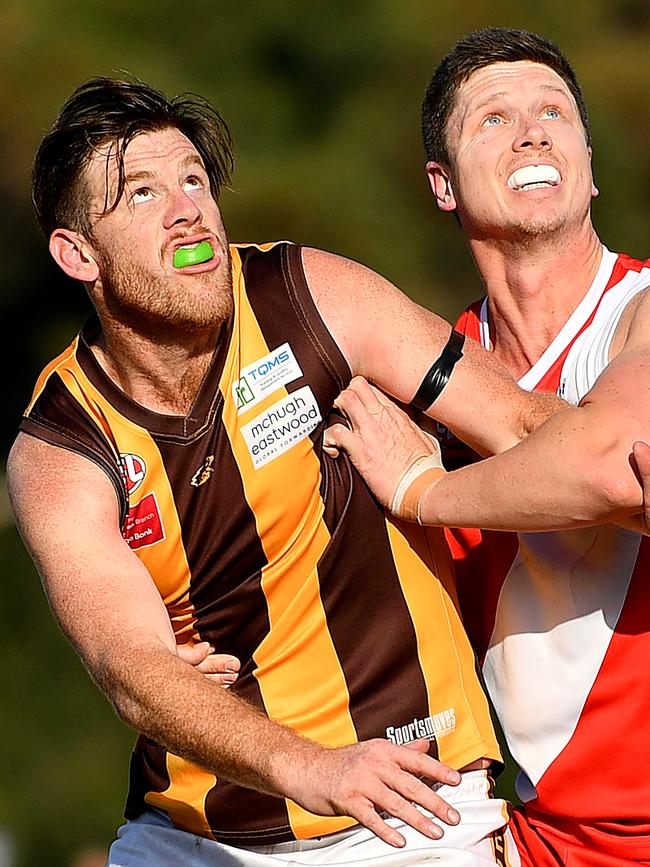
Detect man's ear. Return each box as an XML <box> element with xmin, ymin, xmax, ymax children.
<box><xmin>587</xmin><ymin>147</ymin><xmax>599</xmax><ymax>199</ymax></box>
<box><xmin>49</xmin><ymin>229</ymin><xmax>100</xmax><ymax>283</ymax></box>
<box><xmin>425</xmin><ymin>161</ymin><xmax>457</xmax><ymax>212</ymax></box>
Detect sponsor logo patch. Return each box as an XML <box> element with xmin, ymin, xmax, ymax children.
<box><xmin>232</xmin><ymin>343</ymin><xmax>302</xmax><ymax>414</ymax></box>
<box><xmin>241</xmin><ymin>385</ymin><xmax>321</xmax><ymax>469</ymax></box>
<box><xmin>119</xmin><ymin>452</ymin><xmax>147</xmax><ymax>496</ymax></box>
<box><xmin>385</xmin><ymin>708</ymin><xmax>456</xmax><ymax>746</ymax></box>
<box><xmin>122</xmin><ymin>492</ymin><xmax>165</xmax><ymax>550</ymax></box>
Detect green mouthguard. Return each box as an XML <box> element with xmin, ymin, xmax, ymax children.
<box><xmin>173</xmin><ymin>240</ymin><xmax>214</xmax><ymax>269</ymax></box>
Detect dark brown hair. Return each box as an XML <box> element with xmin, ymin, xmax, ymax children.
<box><xmin>32</xmin><ymin>76</ymin><xmax>234</xmax><ymax>237</ymax></box>
<box><xmin>422</xmin><ymin>27</ymin><xmax>591</xmax><ymax>166</ymax></box>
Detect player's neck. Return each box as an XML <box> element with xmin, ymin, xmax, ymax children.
<box><xmin>470</xmin><ymin>226</ymin><xmax>603</xmax><ymax>378</ymax></box>
<box><xmin>90</xmin><ymin>318</ymin><xmax>224</xmax><ymax>416</ymax></box>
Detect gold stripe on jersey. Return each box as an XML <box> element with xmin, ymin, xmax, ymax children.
<box><xmin>145</xmin><ymin>754</ymin><xmax>217</xmax><ymax>839</ymax></box>
<box><xmin>24</xmin><ymin>338</ymin><xmax>80</xmax><ymax>415</ymax></box>
<box><xmin>221</xmin><ymin>249</ymin><xmax>358</xmax><ymax>839</ymax></box>
<box><xmin>385</xmin><ymin>521</ymin><xmax>501</xmax><ymax>768</ymax></box>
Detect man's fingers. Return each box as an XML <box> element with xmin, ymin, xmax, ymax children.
<box><xmin>196</xmin><ymin>654</ymin><xmax>240</xmax><ymax>688</ymax></box>
<box><xmin>390</xmin><ymin>769</ymin><xmax>460</xmax><ymax>826</ymax></box>
<box><xmin>299</xmin><ymin>739</ymin><xmax>467</xmax><ymax>849</ymax></box>
<box><xmin>323</xmin><ymin>422</ymin><xmax>357</xmax><ymax>453</ymax></box>
<box><xmin>401</xmin><ymin>739</ymin><xmax>461</xmax><ymax>787</ymax></box>
<box><xmin>196</xmin><ymin>653</ymin><xmax>240</xmax><ymax>675</ymax></box>
<box><xmin>333</xmin><ymin>385</ymin><xmax>369</xmax><ymax>427</ymax></box>
<box><xmin>176</xmin><ymin>641</ymin><xmax>212</xmax><ymax>666</ymax></box>
<box><xmin>374</xmin><ymin>785</ymin><xmax>447</xmax><ymax>840</ymax></box>
<box><xmin>632</xmin><ymin>441</ymin><xmax>650</xmax><ymax>475</ymax></box>
<box><xmin>336</xmin><ymin>378</ymin><xmax>399</xmax><ymax>425</ymax></box>
<box><xmin>402</xmin><ymin>737</ymin><xmax>434</xmax><ymax>755</ymax></box>
<box><xmin>177</xmin><ymin>643</ymin><xmax>241</xmax><ymax>688</ymax></box>
<box><xmin>632</xmin><ymin>441</ymin><xmax>650</xmax><ymax>533</ymax></box>
<box><xmin>352</xmin><ymin>801</ymin><xmax>406</xmax><ymax>849</ymax></box>
<box><xmin>322</xmin><ymin>442</ymin><xmax>340</xmax><ymax>458</ymax></box>
<box><xmin>379</xmin><ymin>751</ymin><xmax>461</xmax><ymax>827</ymax></box>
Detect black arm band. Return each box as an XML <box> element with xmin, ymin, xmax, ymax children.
<box><xmin>411</xmin><ymin>329</ymin><xmax>465</xmax><ymax>413</ymax></box>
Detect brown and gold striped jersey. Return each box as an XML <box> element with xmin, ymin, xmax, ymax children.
<box><xmin>21</xmin><ymin>241</ymin><xmax>500</xmax><ymax>845</ymax></box>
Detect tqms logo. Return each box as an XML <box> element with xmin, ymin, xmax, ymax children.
<box><xmin>119</xmin><ymin>453</ymin><xmax>147</xmax><ymax>496</ymax></box>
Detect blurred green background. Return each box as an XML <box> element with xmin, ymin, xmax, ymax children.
<box><xmin>2</xmin><ymin>1</ymin><xmax>650</xmax><ymax>864</ymax></box>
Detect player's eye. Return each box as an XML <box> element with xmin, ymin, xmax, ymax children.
<box><xmin>483</xmin><ymin>114</ymin><xmax>504</xmax><ymax>127</ymax></box>
<box><xmin>183</xmin><ymin>176</ymin><xmax>203</xmax><ymax>192</ymax></box>
<box><xmin>132</xmin><ymin>187</ymin><xmax>154</xmax><ymax>203</ymax></box>
<box><xmin>542</xmin><ymin>107</ymin><xmax>561</xmax><ymax>120</ymax></box>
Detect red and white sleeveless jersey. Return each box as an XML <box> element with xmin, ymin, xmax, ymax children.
<box><xmin>446</xmin><ymin>248</ymin><xmax>650</xmax><ymax>843</ymax></box>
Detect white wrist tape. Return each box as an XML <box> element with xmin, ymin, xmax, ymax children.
<box><xmin>390</xmin><ymin>454</ymin><xmax>446</xmax><ymax>523</ymax></box>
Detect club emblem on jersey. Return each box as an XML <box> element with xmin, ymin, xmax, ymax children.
<box><xmin>191</xmin><ymin>455</ymin><xmax>215</xmax><ymax>487</ymax></box>
<box><xmin>119</xmin><ymin>453</ymin><xmax>147</xmax><ymax>496</ymax></box>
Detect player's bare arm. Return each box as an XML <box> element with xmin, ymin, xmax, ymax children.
<box><xmin>302</xmin><ymin>247</ymin><xmax>562</xmax><ymax>457</ymax></box>
<box><xmin>7</xmin><ymin>433</ymin><xmax>463</xmax><ymax>848</ymax></box>
<box><xmin>326</xmin><ymin>344</ymin><xmax>648</xmax><ymax>532</ymax></box>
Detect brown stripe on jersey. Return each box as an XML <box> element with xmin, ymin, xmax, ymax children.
<box><xmin>125</xmin><ymin>737</ymin><xmax>172</xmax><ymax>820</ymax></box>
<box><xmin>315</xmin><ymin>455</ymin><xmax>432</xmax><ymax>745</ymax></box>
<box><xmin>152</xmin><ymin>415</ymin><xmax>273</xmax><ymax>685</ymax></box>
<box><xmin>21</xmin><ymin>371</ymin><xmax>127</xmax><ymax>523</ymax></box>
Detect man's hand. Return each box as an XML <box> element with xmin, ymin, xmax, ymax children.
<box><xmin>278</xmin><ymin>737</ymin><xmax>462</xmax><ymax>848</ymax></box>
<box><xmin>324</xmin><ymin>377</ymin><xmax>443</xmax><ymax>515</ymax></box>
<box><xmin>177</xmin><ymin>642</ymin><xmax>240</xmax><ymax>687</ymax></box>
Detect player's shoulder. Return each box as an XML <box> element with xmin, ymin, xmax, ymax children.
<box><xmin>624</xmin><ymin>284</ymin><xmax>650</xmax><ymax>344</ymax></box>
<box><xmin>25</xmin><ymin>333</ymin><xmax>81</xmax><ymax>416</ymax></box>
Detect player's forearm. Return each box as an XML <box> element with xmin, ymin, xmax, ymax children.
<box><xmin>98</xmin><ymin>640</ymin><xmax>467</xmax><ymax>846</ymax></box>
<box><xmin>101</xmin><ymin>641</ymin><xmax>319</xmax><ymax>798</ymax></box>
<box><xmin>421</xmin><ymin>404</ymin><xmax>643</xmax><ymax>531</ymax></box>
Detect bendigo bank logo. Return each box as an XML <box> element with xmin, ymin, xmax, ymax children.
<box><xmin>119</xmin><ymin>453</ymin><xmax>147</xmax><ymax>496</ymax></box>
<box><xmin>118</xmin><ymin>453</ymin><xmax>165</xmax><ymax>551</ymax></box>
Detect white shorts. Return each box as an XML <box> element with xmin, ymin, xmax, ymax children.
<box><xmin>107</xmin><ymin>770</ymin><xmax>521</xmax><ymax>866</ymax></box>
